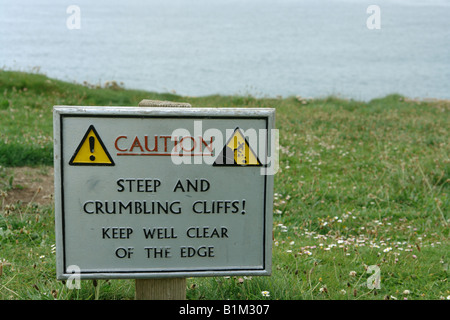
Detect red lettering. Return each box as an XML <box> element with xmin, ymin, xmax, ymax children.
<box><xmin>160</xmin><ymin>136</ymin><xmax>171</xmax><ymax>152</ymax></box>
<box><xmin>180</xmin><ymin>136</ymin><xmax>196</xmax><ymax>152</ymax></box>
<box><xmin>130</xmin><ymin>136</ymin><xmax>144</xmax><ymax>152</ymax></box>
<box><xmin>145</xmin><ymin>135</ymin><xmax>158</xmax><ymax>152</ymax></box>
<box><xmin>115</xmin><ymin>136</ymin><xmax>128</xmax><ymax>152</ymax></box>
<box><xmin>200</xmin><ymin>136</ymin><xmax>214</xmax><ymax>152</ymax></box>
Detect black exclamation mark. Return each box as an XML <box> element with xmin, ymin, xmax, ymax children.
<box><xmin>89</xmin><ymin>136</ymin><xmax>96</xmax><ymax>161</ymax></box>
<box><xmin>241</xmin><ymin>199</ymin><xmax>246</xmax><ymax>215</ymax></box>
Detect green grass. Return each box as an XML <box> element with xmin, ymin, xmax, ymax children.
<box><xmin>0</xmin><ymin>70</ymin><xmax>449</xmax><ymax>300</ymax></box>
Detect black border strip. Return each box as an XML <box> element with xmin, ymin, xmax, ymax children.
<box><xmin>60</xmin><ymin>116</ymin><xmax>67</xmax><ymax>270</ymax></box>
<box><xmin>59</xmin><ymin>113</ymin><xmax>270</xmax><ymax>276</ymax></box>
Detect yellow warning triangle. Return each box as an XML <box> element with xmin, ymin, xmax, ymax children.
<box><xmin>69</xmin><ymin>125</ymin><xmax>114</xmax><ymax>166</ymax></box>
<box><xmin>213</xmin><ymin>127</ymin><xmax>262</xmax><ymax>166</ymax></box>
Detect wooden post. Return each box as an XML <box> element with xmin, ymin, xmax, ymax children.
<box><xmin>135</xmin><ymin>278</ymin><xmax>186</xmax><ymax>300</ymax></box>
<box><xmin>138</xmin><ymin>99</ymin><xmax>191</xmax><ymax>108</ymax></box>
<box><xmin>134</xmin><ymin>99</ymin><xmax>191</xmax><ymax>300</ymax></box>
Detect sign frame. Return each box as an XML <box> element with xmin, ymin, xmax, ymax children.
<box><xmin>54</xmin><ymin>106</ymin><xmax>275</xmax><ymax>280</ymax></box>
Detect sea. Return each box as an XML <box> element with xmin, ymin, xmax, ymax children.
<box><xmin>1</xmin><ymin>0</ymin><xmax>449</xmax><ymax>101</ymax></box>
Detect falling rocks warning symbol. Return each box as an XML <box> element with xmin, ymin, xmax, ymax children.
<box><xmin>213</xmin><ymin>127</ymin><xmax>262</xmax><ymax>166</ymax></box>
<box><xmin>69</xmin><ymin>125</ymin><xmax>115</xmax><ymax>166</ymax></box>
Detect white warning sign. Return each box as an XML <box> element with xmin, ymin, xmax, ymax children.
<box><xmin>53</xmin><ymin>106</ymin><xmax>276</xmax><ymax>279</ymax></box>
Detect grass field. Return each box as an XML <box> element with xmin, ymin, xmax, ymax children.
<box><xmin>0</xmin><ymin>70</ymin><xmax>448</xmax><ymax>300</ymax></box>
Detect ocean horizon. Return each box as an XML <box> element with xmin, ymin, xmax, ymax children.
<box><xmin>1</xmin><ymin>0</ymin><xmax>449</xmax><ymax>101</ymax></box>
